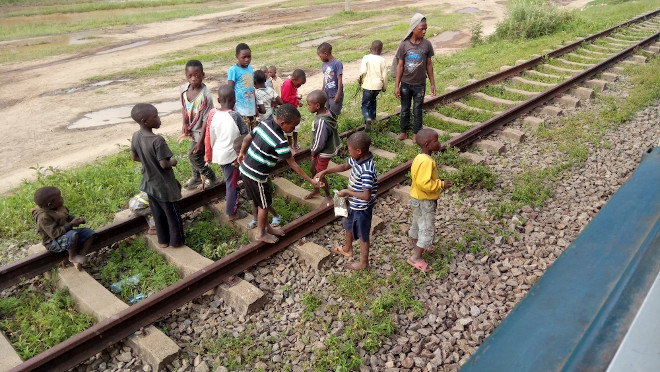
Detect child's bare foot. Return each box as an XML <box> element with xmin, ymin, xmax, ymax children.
<box><xmin>160</xmin><ymin>243</ymin><xmax>169</xmax><ymax>248</ymax></box>
<box><xmin>304</xmin><ymin>189</ymin><xmax>321</xmax><ymax>200</ymax></box>
<box><xmin>266</xmin><ymin>225</ymin><xmax>285</xmax><ymax>236</ymax></box>
<box><xmin>255</xmin><ymin>232</ymin><xmax>279</xmax><ymax>244</ymax></box>
<box><xmin>346</xmin><ymin>261</ymin><xmax>369</xmax><ymax>271</ymax></box>
<box><xmin>147</xmin><ymin>228</ymin><xmax>157</xmax><ymax>235</ymax></box>
<box><xmin>396</xmin><ymin>133</ymin><xmax>407</xmax><ymax>140</ymax></box>
<box><xmin>228</xmin><ymin>211</ymin><xmax>246</xmax><ymax>221</ymax></box>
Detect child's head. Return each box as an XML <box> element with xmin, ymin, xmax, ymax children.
<box><xmin>217</xmin><ymin>84</ymin><xmax>235</xmax><ymax>110</ymax></box>
<box><xmin>415</xmin><ymin>128</ymin><xmax>440</xmax><ymax>153</ymax></box>
<box><xmin>346</xmin><ymin>132</ymin><xmax>371</xmax><ymax>160</ymax></box>
<box><xmin>275</xmin><ymin>103</ymin><xmax>301</xmax><ymax>133</ymax></box>
<box><xmin>317</xmin><ymin>42</ymin><xmax>333</xmax><ymax>62</ymax></box>
<box><xmin>254</xmin><ymin>69</ymin><xmax>267</xmax><ymax>88</ymax></box>
<box><xmin>131</xmin><ymin>103</ymin><xmax>160</xmax><ymax>129</ymax></box>
<box><xmin>291</xmin><ymin>69</ymin><xmax>306</xmax><ymax>88</ymax></box>
<box><xmin>370</xmin><ymin>40</ymin><xmax>383</xmax><ymax>55</ymax></box>
<box><xmin>406</xmin><ymin>13</ymin><xmax>427</xmax><ymax>40</ymax></box>
<box><xmin>306</xmin><ymin>90</ymin><xmax>327</xmax><ymax>114</ymax></box>
<box><xmin>268</xmin><ymin>66</ymin><xmax>277</xmax><ymax>79</ymax></box>
<box><xmin>233</xmin><ymin>134</ymin><xmax>246</xmax><ymax>155</ymax></box>
<box><xmin>260</xmin><ymin>66</ymin><xmax>268</xmax><ymax>74</ymax></box>
<box><xmin>185</xmin><ymin>59</ymin><xmax>205</xmax><ymax>88</ymax></box>
<box><xmin>34</xmin><ymin>186</ymin><xmax>63</xmax><ymax>209</ymax></box>
<box><xmin>235</xmin><ymin>43</ymin><xmax>252</xmax><ymax>68</ymax></box>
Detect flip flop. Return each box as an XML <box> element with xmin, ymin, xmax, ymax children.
<box><xmin>407</xmin><ymin>258</ymin><xmax>431</xmax><ymax>272</ymax></box>
<box><xmin>331</xmin><ymin>246</ymin><xmax>353</xmax><ymax>257</ymax></box>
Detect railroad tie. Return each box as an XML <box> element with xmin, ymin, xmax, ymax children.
<box><xmin>459</xmin><ymin>152</ymin><xmax>485</xmax><ymax>164</ymax></box>
<box><xmin>584</xmin><ymin>79</ymin><xmax>608</xmax><ymax>92</ymax></box>
<box><xmin>272</xmin><ymin>177</ymin><xmax>323</xmax><ymax>209</ymax></box>
<box><xmin>540</xmin><ymin>106</ymin><xmax>563</xmax><ymax>117</ymax></box>
<box><xmin>473</xmin><ymin>92</ymin><xmax>521</xmax><ymax>107</ymax></box>
<box><xmin>452</xmin><ymin>101</ymin><xmax>502</xmax><ymax>115</ymax></box>
<box><xmin>555</xmin><ymin>95</ymin><xmax>581</xmax><ymax>109</ymax></box>
<box><xmin>600</xmin><ymin>72</ymin><xmax>618</xmax><ymax>82</ymax></box>
<box><xmin>476</xmin><ymin>140</ymin><xmax>506</xmax><ymax>155</ymax></box>
<box><xmin>206</xmin><ymin>201</ymin><xmax>256</xmax><ymax>241</ymax></box>
<box><xmin>523</xmin><ymin>116</ymin><xmax>545</xmax><ymax>131</ymax></box>
<box><xmin>288</xmin><ymin>242</ymin><xmax>330</xmax><ymax>270</ymax></box>
<box><xmin>387</xmin><ymin>132</ymin><xmax>414</xmax><ymax>146</ymax></box>
<box><xmin>569</xmin><ymin>87</ymin><xmax>595</xmax><ymax>100</ymax></box>
<box><xmin>370</xmin><ymin>147</ymin><xmax>397</xmax><ymax>160</ymax></box>
<box><xmin>428</xmin><ymin>111</ymin><xmax>479</xmax><ymax>127</ymax></box>
<box><xmin>495</xmin><ymin>128</ymin><xmax>527</xmax><ymax>143</ymax></box>
<box><xmin>1</xmin><ymin>333</ymin><xmax>22</xmax><ymax>371</ymax></box>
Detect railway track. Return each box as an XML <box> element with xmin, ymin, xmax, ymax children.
<box><xmin>2</xmin><ymin>9</ymin><xmax>659</xmax><ymax>372</ymax></box>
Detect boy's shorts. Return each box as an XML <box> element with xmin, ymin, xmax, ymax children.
<box><xmin>326</xmin><ymin>94</ymin><xmax>343</xmax><ymax>118</ymax></box>
<box><xmin>47</xmin><ymin>228</ymin><xmax>96</xmax><ymax>253</ymax></box>
<box><xmin>343</xmin><ymin>205</ymin><xmax>373</xmax><ymax>243</ymax></box>
<box><xmin>408</xmin><ymin>198</ymin><xmax>437</xmax><ymax>249</ymax></box>
<box><xmin>242</xmin><ymin>174</ymin><xmax>272</xmax><ymax>209</ymax></box>
<box><xmin>312</xmin><ymin>155</ymin><xmax>330</xmax><ymax>173</ymax></box>
<box><xmin>286</xmin><ymin>124</ymin><xmax>301</xmax><ymax>136</ymax></box>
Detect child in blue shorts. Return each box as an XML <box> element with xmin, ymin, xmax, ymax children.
<box><xmin>32</xmin><ymin>186</ymin><xmax>96</xmax><ymax>270</ymax></box>
<box><xmin>317</xmin><ymin>132</ymin><xmax>377</xmax><ymax>271</ymax></box>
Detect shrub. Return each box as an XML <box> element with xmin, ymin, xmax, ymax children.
<box><xmin>493</xmin><ymin>0</ymin><xmax>575</xmax><ymax>40</ymax></box>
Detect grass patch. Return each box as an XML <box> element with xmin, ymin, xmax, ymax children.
<box><xmin>492</xmin><ymin>0</ymin><xmax>575</xmax><ymax>40</ymax></box>
<box><xmin>101</xmin><ymin>237</ymin><xmax>181</xmax><ymax>303</ymax></box>
<box><xmin>185</xmin><ymin>210</ymin><xmax>247</xmax><ymax>260</ymax></box>
<box><xmin>1</xmin><ymin>0</ymin><xmax>215</xmax><ymax>17</ymax></box>
<box><xmin>437</xmin><ymin>105</ymin><xmax>494</xmax><ymax>122</ymax></box>
<box><xmin>460</xmin><ymin>95</ymin><xmax>508</xmax><ymax>112</ymax></box>
<box><xmin>0</xmin><ymin>278</ymin><xmax>95</xmax><ymax>359</ymax></box>
<box><xmin>480</xmin><ymin>85</ymin><xmax>530</xmax><ymax>101</ymax></box>
<box><xmin>199</xmin><ymin>328</ymin><xmax>271</xmax><ymax>371</ymax></box>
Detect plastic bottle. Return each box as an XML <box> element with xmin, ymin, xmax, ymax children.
<box><xmin>129</xmin><ymin>293</ymin><xmax>146</xmax><ymax>304</ymax></box>
<box><xmin>110</xmin><ymin>274</ymin><xmax>140</xmax><ymax>293</ymax></box>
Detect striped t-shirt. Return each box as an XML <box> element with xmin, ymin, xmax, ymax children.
<box><xmin>348</xmin><ymin>154</ymin><xmax>378</xmax><ymax>210</ymax></box>
<box><xmin>239</xmin><ymin>119</ymin><xmax>291</xmax><ymax>183</ymax></box>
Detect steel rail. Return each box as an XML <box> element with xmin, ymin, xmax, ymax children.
<box><xmin>10</xmin><ymin>159</ymin><xmax>410</xmax><ymax>372</ymax></box>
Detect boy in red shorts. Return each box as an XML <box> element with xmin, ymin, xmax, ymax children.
<box><xmin>304</xmin><ymin>90</ymin><xmax>340</xmax><ymax>206</ymax></box>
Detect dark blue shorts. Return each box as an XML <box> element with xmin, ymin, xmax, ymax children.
<box><xmin>47</xmin><ymin>228</ymin><xmax>96</xmax><ymax>253</ymax></box>
<box><xmin>342</xmin><ymin>206</ymin><xmax>373</xmax><ymax>243</ymax></box>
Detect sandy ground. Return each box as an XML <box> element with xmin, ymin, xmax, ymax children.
<box><xmin>0</xmin><ymin>0</ymin><xmax>591</xmax><ymax>195</ymax></box>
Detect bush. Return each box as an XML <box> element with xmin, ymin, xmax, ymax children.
<box><xmin>493</xmin><ymin>0</ymin><xmax>575</xmax><ymax>40</ymax></box>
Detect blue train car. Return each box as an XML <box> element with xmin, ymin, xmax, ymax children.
<box><xmin>461</xmin><ymin>145</ymin><xmax>660</xmax><ymax>372</ymax></box>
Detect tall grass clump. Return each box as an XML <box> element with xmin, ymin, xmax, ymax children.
<box><xmin>493</xmin><ymin>0</ymin><xmax>575</xmax><ymax>40</ymax></box>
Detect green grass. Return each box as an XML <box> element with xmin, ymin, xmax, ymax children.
<box><xmin>1</xmin><ymin>0</ymin><xmax>216</xmax><ymax>17</ymax></box>
<box><xmin>492</xmin><ymin>0</ymin><xmax>576</xmax><ymax>40</ymax></box>
<box><xmin>0</xmin><ymin>278</ymin><xmax>95</xmax><ymax>359</ymax></box>
<box><xmin>480</xmin><ymin>85</ymin><xmax>530</xmax><ymax>101</ymax></box>
<box><xmin>437</xmin><ymin>105</ymin><xmax>495</xmax><ymax>122</ymax></box>
<box><xmin>460</xmin><ymin>95</ymin><xmax>508</xmax><ymax>112</ymax></box>
<box><xmin>199</xmin><ymin>328</ymin><xmax>271</xmax><ymax>371</ymax></box>
<box><xmin>185</xmin><ymin>210</ymin><xmax>248</xmax><ymax>260</ymax></box>
<box><xmin>101</xmin><ymin>237</ymin><xmax>181</xmax><ymax>302</ymax></box>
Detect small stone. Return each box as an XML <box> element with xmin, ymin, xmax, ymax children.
<box><xmin>116</xmin><ymin>352</ymin><xmax>132</xmax><ymax>363</ymax></box>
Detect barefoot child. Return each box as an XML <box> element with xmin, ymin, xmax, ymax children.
<box><xmin>254</xmin><ymin>70</ymin><xmax>283</xmax><ymax>122</ymax></box>
<box><xmin>359</xmin><ymin>40</ymin><xmax>388</xmax><ymax>131</ymax></box>
<box><xmin>131</xmin><ymin>103</ymin><xmax>185</xmax><ymax>248</ymax></box>
<box><xmin>32</xmin><ymin>186</ymin><xmax>96</xmax><ymax>270</ymax></box>
<box><xmin>394</xmin><ymin>13</ymin><xmax>436</xmax><ymax>142</ymax></box>
<box><xmin>204</xmin><ymin>84</ymin><xmax>249</xmax><ymax>221</ymax></box>
<box><xmin>280</xmin><ymin>69</ymin><xmax>306</xmax><ymax>150</ymax></box>
<box><xmin>228</xmin><ymin>43</ymin><xmax>257</xmax><ymax>131</ymax></box>
<box><xmin>304</xmin><ymin>90</ymin><xmax>340</xmax><ymax>205</ymax></box>
<box><xmin>317</xmin><ymin>42</ymin><xmax>343</xmax><ymax>118</ymax></box>
<box><xmin>237</xmin><ymin>103</ymin><xmax>322</xmax><ymax>243</ymax></box>
<box><xmin>407</xmin><ymin>129</ymin><xmax>452</xmax><ymax>272</ymax></box>
<box><xmin>317</xmin><ymin>132</ymin><xmax>377</xmax><ymax>271</ymax></box>
<box><xmin>232</xmin><ymin>136</ymin><xmax>281</xmax><ymax>229</ymax></box>
<box><xmin>180</xmin><ymin>60</ymin><xmax>217</xmax><ymax>190</ymax></box>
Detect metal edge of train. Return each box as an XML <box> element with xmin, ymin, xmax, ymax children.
<box><xmin>460</xmin><ymin>143</ymin><xmax>660</xmax><ymax>372</ymax></box>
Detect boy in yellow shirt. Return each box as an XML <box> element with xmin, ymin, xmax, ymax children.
<box><xmin>407</xmin><ymin>129</ymin><xmax>452</xmax><ymax>272</ymax></box>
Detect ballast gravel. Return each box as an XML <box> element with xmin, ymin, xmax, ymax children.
<box><xmin>70</xmin><ymin>77</ymin><xmax>660</xmax><ymax>371</ymax></box>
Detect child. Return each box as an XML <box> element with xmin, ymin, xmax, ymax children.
<box><xmin>394</xmin><ymin>13</ymin><xmax>436</xmax><ymax>141</ymax></box>
<box><xmin>254</xmin><ymin>70</ymin><xmax>283</xmax><ymax>122</ymax></box>
<box><xmin>304</xmin><ymin>90</ymin><xmax>340</xmax><ymax>205</ymax></box>
<box><xmin>32</xmin><ymin>186</ymin><xmax>96</xmax><ymax>270</ymax></box>
<box><xmin>204</xmin><ymin>84</ymin><xmax>249</xmax><ymax>221</ymax></box>
<box><xmin>180</xmin><ymin>60</ymin><xmax>217</xmax><ymax>190</ymax></box>
<box><xmin>359</xmin><ymin>40</ymin><xmax>388</xmax><ymax>131</ymax></box>
<box><xmin>317</xmin><ymin>42</ymin><xmax>343</xmax><ymax>118</ymax></box>
<box><xmin>237</xmin><ymin>103</ymin><xmax>322</xmax><ymax>243</ymax></box>
<box><xmin>260</xmin><ymin>66</ymin><xmax>273</xmax><ymax>89</ymax></box>
<box><xmin>268</xmin><ymin>65</ymin><xmax>283</xmax><ymax>97</ymax></box>
<box><xmin>228</xmin><ymin>43</ymin><xmax>257</xmax><ymax>131</ymax></box>
<box><xmin>128</xmin><ymin>191</ymin><xmax>156</xmax><ymax>235</ymax></box>
<box><xmin>233</xmin><ymin>135</ymin><xmax>281</xmax><ymax>229</ymax></box>
<box><xmin>317</xmin><ymin>132</ymin><xmax>377</xmax><ymax>271</ymax></box>
<box><xmin>407</xmin><ymin>129</ymin><xmax>452</xmax><ymax>272</ymax></box>
<box><xmin>280</xmin><ymin>69</ymin><xmax>306</xmax><ymax>150</ymax></box>
<box><xmin>131</xmin><ymin>103</ymin><xmax>185</xmax><ymax>248</ymax></box>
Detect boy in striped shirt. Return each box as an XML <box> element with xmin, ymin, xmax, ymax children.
<box><xmin>237</xmin><ymin>103</ymin><xmax>323</xmax><ymax>243</ymax></box>
<box><xmin>317</xmin><ymin>131</ymin><xmax>377</xmax><ymax>270</ymax></box>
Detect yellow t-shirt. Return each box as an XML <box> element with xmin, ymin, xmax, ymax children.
<box><xmin>410</xmin><ymin>153</ymin><xmax>444</xmax><ymax>200</ymax></box>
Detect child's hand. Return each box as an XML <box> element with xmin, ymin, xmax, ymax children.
<box><xmin>312</xmin><ymin>177</ymin><xmax>325</xmax><ymax>188</ymax></box>
<box><xmin>170</xmin><ymin>158</ymin><xmax>178</xmax><ymax>167</ymax></box>
<box><xmin>72</xmin><ymin>217</ymin><xmax>85</xmax><ymax>226</ymax></box>
<box><xmin>443</xmin><ymin>181</ymin><xmax>453</xmax><ymax>189</ymax></box>
<box><xmin>337</xmin><ymin>189</ymin><xmax>349</xmax><ymax>198</ymax></box>
<box><xmin>193</xmin><ymin>141</ymin><xmax>204</xmax><ymax>154</ymax></box>
<box><xmin>237</xmin><ymin>153</ymin><xmax>245</xmax><ymax>164</ymax></box>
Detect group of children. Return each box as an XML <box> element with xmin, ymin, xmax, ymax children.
<box><xmin>34</xmin><ymin>13</ymin><xmax>448</xmax><ymax>272</ymax></box>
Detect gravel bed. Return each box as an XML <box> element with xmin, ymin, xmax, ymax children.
<box><xmin>19</xmin><ymin>75</ymin><xmax>660</xmax><ymax>371</ymax></box>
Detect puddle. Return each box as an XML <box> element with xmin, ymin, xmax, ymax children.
<box><xmin>96</xmin><ymin>40</ymin><xmax>150</xmax><ymax>55</ymax></box>
<box><xmin>456</xmin><ymin>7</ymin><xmax>481</xmax><ymax>13</ymax></box>
<box><xmin>298</xmin><ymin>35</ymin><xmax>341</xmax><ymax>48</ymax></box>
<box><xmin>432</xmin><ymin>30</ymin><xmax>462</xmax><ymax>43</ymax></box>
<box><xmin>41</xmin><ymin>79</ymin><xmax>131</xmax><ymax>97</ymax></box>
<box><xmin>68</xmin><ymin>101</ymin><xmax>180</xmax><ymax>129</ymax></box>
<box><xmin>69</xmin><ymin>34</ymin><xmax>90</xmax><ymax>45</ymax></box>
<box><xmin>176</xmin><ymin>29</ymin><xmax>216</xmax><ymax>38</ymax></box>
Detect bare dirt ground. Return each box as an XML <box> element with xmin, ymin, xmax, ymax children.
<box><xmin>0</xmin><ymin>0</ymin><xmax>591</xmax><ymax>195</ymax></box>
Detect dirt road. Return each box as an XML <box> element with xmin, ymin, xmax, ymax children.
<box><xmin>0</xmin><ymin>0</ymin><xmax>590</xmax><ymax>194</ymax></box>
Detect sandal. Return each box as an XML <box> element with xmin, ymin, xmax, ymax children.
<box><xmin>331</xmin><ymin>246</ymin><xmax>353</xmax><ymax>257</ymax></box>
<box><xmin>407</xmin><ymin>258</ymin><xmax>431</xmax><ymax>273</ymax></box>
<box><xmin>271</xmin><ymin>216</ymin><xmax>281</xmax><ymax>227</ymax></box>
<box><xmin>183</xmin><ymin>177</ymin><xmax>202</xmax><ymax>189</ymax></box>
<box><xmin>247</xmin><ymin>219</ymin><xmax>257</xmax><ymax>229</ymax></box>
<box><xmin>201</xmin><ymin>178</ymin><xmax>220</xmax><ymax>190</ymax></box>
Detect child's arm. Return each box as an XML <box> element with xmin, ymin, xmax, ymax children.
<box><xmin>394</xmin><ymin>58</ymin><xmax>404</xmax><ymax>99</ymax></box>
<box><xmin>159</xmin><ymin>157</ymin><xmax>177</xmax><ymax>169</ymax></box>
<box><xmin>426</xmin><ymin>56</ymin><xmax>436</xmax><ymax>96</ymax></box>
<box><xmin>381</xmin><ymin>58</ymin><xmax>388</xmax><ymax>92</ymax></box>
<box><xmin>194</xmin><ymin>90</ymin><xmax>214</xmax><ymax>153</ymax></box>
<box><xmin>335</xmin><ymin>72</ymin><xmax>343</xmax><ymax>103</ymax></box>
<box><xmin>257</xmin><ymin>102</ymin><xmax>266</xmax><ymax>115</ymax></box>
<box><xmin>237</xmin><ymin>133</ymin><xmax>254</xmax><ymax>164</ymax></box>
<box><xmin>316</xmin><ymin>163</ymin><xmax>350</xmax><ymax>180</ymax></box>
<box><xmin>285</xmin><ymin>157</ymin><xmax>322</xmax><ymax>188</ymax></box>
<box><xmin>38</xmin><ymin>215</ymin><xmax>84</xmax><ymax>241</ymax></box>
<box><xmin>273</xmin><ymin>96</ymin><xmax>283</xmax><ymax>106</ymax></box>
<box><xmin>337</xmin><ymin>187</ymin><xmax>371</xmax><ymax>201</ymax></box>
<box><xmin>233</xmin><ymin>113</ymin><xmax>249</xmax><ymax>135</ymax></box>
<box><xmin>280</xmin><ymin>82</ymin><xmax>296</xmax><ymax>106</ymax></box>
<box><xmin>204</xmin><ymin>112</ymin><xmax>214</xmax><ymax>163</ymax></box>
<box><xmin>131</xmin><ymin>151</ymin><xmax>141</xmax><ymax>162</ymax></box>
<box><xmin>310</xmin><ymin>120</ymin><xmax>328</xmax><ymax>156</ymax></box>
